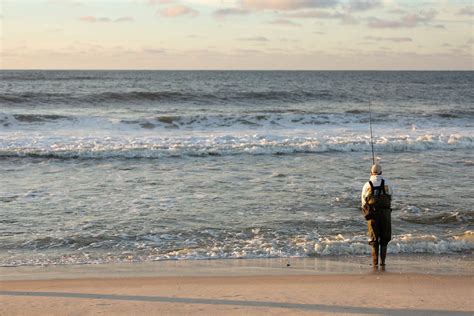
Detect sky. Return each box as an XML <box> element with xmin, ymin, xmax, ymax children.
<box><xmin>0</xmin><ymin>0</ymin><xmax>473</xmax><ymax>70</ymax></box>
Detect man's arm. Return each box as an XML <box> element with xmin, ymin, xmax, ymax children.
<box><xmin>361</xmin><ymin>182</ymin><xmax>369</xmax><ymax>208</ymax></box>
<box><xmin>384</xmin><ymin>179</ymin><xmax>394</xmax><ymax>197</ymax></box>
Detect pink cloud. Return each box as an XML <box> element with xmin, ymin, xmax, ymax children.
<box><xmin>159</xmin><ymin>5</ymin><xmax>199</xmax><ymax>17</ymax></box>
<box><xmin>368</xmin><ymin>9</ymin><xmax>437</xmax><ymax>28</ymax></box>
<box><xmin>240</xmin><ymin>0</ymin><xmax>338</xmax><ymax>11</ymax></box>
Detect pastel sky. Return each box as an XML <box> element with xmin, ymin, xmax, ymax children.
<box><xmin>1</xmin><ymin>0</ymin><xmax>473</xmax><ymax>70</ymax></box>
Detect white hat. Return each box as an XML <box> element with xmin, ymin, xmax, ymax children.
<box><xmin>371</xmin><ymin>164</ymin><xmax>382</xmax><ymax>175</ymax></box>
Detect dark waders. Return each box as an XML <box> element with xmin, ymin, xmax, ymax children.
<box><xmin>368</xmin><ymin>208</ymin><xmax>391</xmax><ymax>267</ymax></box>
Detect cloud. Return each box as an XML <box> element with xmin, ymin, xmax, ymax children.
<box><xmin>340</xmin><ymin>15</ymin><xmax>358</xmax><ymax>24</ymax></box>
<box><xmin>367</xmin><ymin>18</ymin><xmax>400</xmax><ymax>28</ymax></box>
<box><xmin>237</xmin><ymin>36</ymin><xmax>269</xmax><ymax>42</ymax></box>
<box><xmin>284</xmin><ymin>10</ymin><xmax>344</xmax><ymax>19</ymax></box>
<box><xmin>159</xmin><ymin>5</ymin><xmax>199</xmax><ymax>17</ymax></box>
<box><xmin>234</xmin><ymin>49</ymin><xmax>264</xmax><ymax>55</ymax></box>
<box><xmin>282</xmin><ymin>10</ymin><xmax>357</xmax><ymax>24</ymax></box>
<box><xmin>79</xmin><ymin>16</ymin><xmax>111</xmax><ymax>23</ymax></box>
<box><xmin>115</xmin><ymin>16</ymin><xmax>134</xmax><ymax>22</ymax></box>
<box><xmin>458</xmin><ymin>6</ymin><xmax>474</xmax><ymax>16</ymax></box>
<box><xmin>365</xmin><ymin>36</ymin><xmax>412</xmax><ymax>42</ymax></box>
<box><xmin>213</xmin><ymin>8</ymin><xmax>250</xmax><ymax>18</ymax></box>
<box><xmin>240</xmin><ymin>0</ymin><xmax>338</xmax><ymax>11</ymax></box>
<box><xmin>48</xmin><ymin>0</ymin><xmax>82</xmax><ymax>6</ymax></box>
<box><xmin>144</xmin><ymin>0</ymin><xmax>176</xmax><ymax>5</ymax></box>
<box><xmin>368</xmin><ymin>9</ymin><xmax>437</xmax><ymax>28</ymax></box>
<box><xmin>79</xmin><ymin>16</ymin><xmax>134</xmax><ymax>23</ymax></box>
<box><xmin>347</xmin><ymin>0</ymin><xmax>382</xmax><ymax>12</ymax></box>
<box><xmin>268</xmin><ymin>19</ymin><xmax>300</xmax><ymax>26</ymax></box>
<box><xmin>279</xmin><ymin>37</ymin><xmax>299</xmax><ymax>43</ymax></box>
<box><xmin>387</xmin><ymin>9</ymin><xmax>407</xmax><ymax>15</ymax></box>
<box><xmin>143</xmin><ymin>48</ymin><xmax>166</xmax><ymax>54</ymax></box>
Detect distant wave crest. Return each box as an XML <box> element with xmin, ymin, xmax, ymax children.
<box><xmin>0</xmin><ymin>90</ymin><xmax>353</xmax><ymax>105</ymax></box>
<box><xmin>0</xmin><ymin>133</ymin><xmax>471</xmax><ymax>159</ymax></box>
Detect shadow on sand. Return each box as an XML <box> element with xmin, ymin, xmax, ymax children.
<box><xmin>0</xmin><ymin>290</ymin><xmax>471</xmax><ymax>315</ymax></box>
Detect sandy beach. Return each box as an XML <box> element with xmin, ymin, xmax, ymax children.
<box><xmin>1</xmin><ymin>257</ymin><xmax>473</xmax><ymax>315</ymax></box>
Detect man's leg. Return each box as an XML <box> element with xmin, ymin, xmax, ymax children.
<box><xmin>372</xmin><ymin>243</ymin><xmax>379</xmax><ymax>267</ymax></box>
<box><xmin>380</xmin><ymin>209</ymin><xmax>392</xmax><ymax>266</ymax></box>
<box><xmin>380</xmin><ymin>244</ymin><xmax>387</xmax><ymax>266</ymax></box>
<box><xmin>368</xmin><ymin>219</ymin><xmax>379</xmax><ymax>267</ymax></box>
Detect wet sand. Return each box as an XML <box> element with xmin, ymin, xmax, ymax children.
<box><xmin>1</xmin><ymin>257</ymin><xmax>473</xmax><ymax>315</ymax></box>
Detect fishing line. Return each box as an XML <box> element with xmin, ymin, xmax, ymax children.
<box><xmin>368</xmin><ymin>101</ymin><xmax>375</xmax><ymax>165</ymax></box>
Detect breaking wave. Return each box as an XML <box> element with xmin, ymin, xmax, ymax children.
<box><xmin>0</xmin><ymin>90</ymin><xmax>354</xmax><ymax>105</ymax></box>
<box><xmin>1</xmin><ymin>231</ymin><xmax>472</xmax><ymax>266</ymax></box>
<box><xmin>400</xmin><ymin>209</ymin><xmax>474</xmax><ymax>225</ymax></box>
<box><xmin>0</xmin><ymin>133</ymin><xmax>471</xmax><ymax>159</ymax></box>
<box><xmin>1</xmin><ymin>109</ymin><xmax>472</xmax><ymax>131</ymax></box>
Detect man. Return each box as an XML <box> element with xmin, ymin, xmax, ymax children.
<box><xmin>361</xmin><ymin>164</ymin><xmax>393</xmax><ymax>268</ymax></box>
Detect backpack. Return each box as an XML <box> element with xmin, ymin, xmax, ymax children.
<box><xmin>363</xmin><ymin>179</ymin><xmax>391</xmax><ymax>220</ymax></box>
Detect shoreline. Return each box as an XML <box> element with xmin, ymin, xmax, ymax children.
<box><xmin>1</xmin><ymin>254</ymin><xmax>472</xmax><ymax>281</ymax></box>
<box><xmin>1</xmin><ymin>254</ymin><xmax>472</xmax><ymax>315</ymax></box>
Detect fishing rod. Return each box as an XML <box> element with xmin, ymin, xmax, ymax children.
<box><xmin>368</xmin><ymin>101</ymin><xmax>375</xmax><ymax>165</ymax></box>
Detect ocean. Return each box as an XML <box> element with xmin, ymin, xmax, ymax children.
<box><xmin>0</xmin><ymin>70</ymin><xmax>473</xmax><ymax>266</ymax></box>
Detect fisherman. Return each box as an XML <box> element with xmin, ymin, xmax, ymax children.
<box><xmin>361</xmin><ymin>164</ymin><xmax>393</xmax><ymax>268</ymax></box>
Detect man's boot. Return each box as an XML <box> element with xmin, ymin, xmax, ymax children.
<box><xmin>380</xmin><ymin>245</ymin><xmax>387</xmax><ymax>266</ymax></box>
<box><xmin>371</xmin><ymin>244</ymin><xmax>379</xmax><ymax>267</ymax></box>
